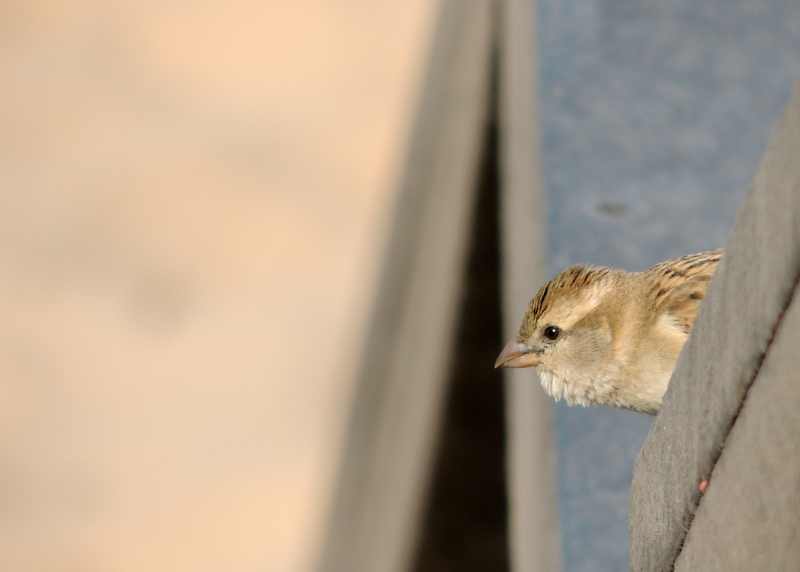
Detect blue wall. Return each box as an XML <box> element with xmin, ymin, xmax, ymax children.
<box><xmin>537</xmin><ymin>1</ymin><xmax>800</xmax><ymax>569</ymax></box>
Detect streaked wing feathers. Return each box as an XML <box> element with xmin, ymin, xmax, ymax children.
<box><xmin>646</xmin><ymin>249</ymin><xmax>723</xmax><ymax>333</ymax></box>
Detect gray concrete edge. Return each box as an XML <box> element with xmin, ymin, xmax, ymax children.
<box><xmin>629</xmin><ymin>84</ymin><xmax>800</xmax><ymax>571</ymax></box>
<box><xmin>674</xmin><ymin>276</ymin><xmax>800</xmax><ymax>570</ymax></box>
<box><xmin>315</xmin><ymin>2</ymin><xmax>494</xmax><ymax>572</ymax></box>
<box><xmin>500</xmin><ymin>0</ymin><xmax>562</xmax><ymax>570</ymax></box>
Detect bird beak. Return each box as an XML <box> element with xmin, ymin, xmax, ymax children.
<box><xmin>494</xmin><ymin>340</ymin><xmax>540</xmax><ymax>369</ymax></box>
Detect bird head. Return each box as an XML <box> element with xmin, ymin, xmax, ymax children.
<box><xmin>495</xmin><ymin>250</ymin><xmax>721</xmax><ymax>412</ymax></box>
<box><xmin>495</xmin><ymin>266</ymin><xmax>619</xmax><ymax>406</ymax></box>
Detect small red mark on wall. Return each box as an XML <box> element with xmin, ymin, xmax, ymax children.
<box><xmin>698</xmin><ymin>479</ymin><xmax>709</xmax><ymax>494</ymax></box>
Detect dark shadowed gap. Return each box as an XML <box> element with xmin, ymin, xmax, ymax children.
<box><xmin>411</xmin><ymin>56</ymin><xmax>508</xmax><ymax>572</ymax></box>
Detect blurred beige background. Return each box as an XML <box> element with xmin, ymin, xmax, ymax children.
<box><xmin>1</xmin><ymin>2</ymin><xmax>436</xmax><ymax>570</ymax></box>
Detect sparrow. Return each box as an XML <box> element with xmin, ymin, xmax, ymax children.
<box><xmin>495</xmin><ymin>250</ymin><xmax>723</xmax><ymax>414</ymax></box>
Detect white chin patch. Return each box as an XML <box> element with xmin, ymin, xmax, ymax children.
<box><xmin>536</xmin><ymin>369</ymin><xmax>592</xmax><ymax>407</ymax></box>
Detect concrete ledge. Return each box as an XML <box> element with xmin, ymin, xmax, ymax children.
<box><xmin>499</xmin><ymin>0</ymin><xmax>561</xmax><ymax>570</ymax></box>
<box><xmin>317</xmin><ymin>2</ymin><xmax>493</xmax><ymax>571</ymax></box>
<box><xmin>629</xmin><ymin>84</ymin><xmax>800</xmax><ymax>571</ymax></box>
<box><xmin>675</xmin><ymin>277</ymin><xmax>800</xmax><ymax>570</ymax></box>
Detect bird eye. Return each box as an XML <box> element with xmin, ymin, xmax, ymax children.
<box><xmin>543</xmin><ymin>325</ymin><xmax>561</xmax><ymax>340</ymax></box>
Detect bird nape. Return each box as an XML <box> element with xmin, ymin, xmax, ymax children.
<box><xmin>495</xmin><ymin>250</ymin><xmax>723</xmax><ymax>414</ymax></box>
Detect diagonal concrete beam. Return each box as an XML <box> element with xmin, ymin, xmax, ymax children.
<box><xmin>499</xmin><ymin>0</ymin><xmax>562</xmax><ymax>570</ymax></box>
<box><xmin>316</xmin><ymin>2</ymin><xmax>494</xmax><ymax>571</ymax></box>
<box><xmin>630</xmin><ymin>84</ymin><xmax>800</xmax><ymax>571</ymax></box>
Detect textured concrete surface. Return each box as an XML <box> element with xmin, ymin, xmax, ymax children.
<box><xmin>676</xmin><ymin>284</ymin><xmax>800</xmax><ymax>571</ymax></box>
<box><xmin>537</xmin><ymin>1</ymin><xmax>800</xmax><ymax>569</ymax></box>
<box><xmin>630</xmin><ymin>87</ymin><xmax>800</xmax><ymax>571</ymax></box>
<box><xmin>0</xmin><ymin>3</ymin><xmax>435</xmax><ymax>571</ymax></box>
